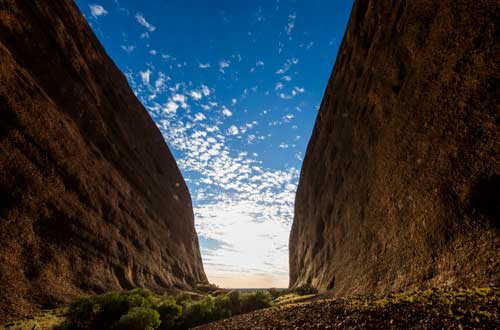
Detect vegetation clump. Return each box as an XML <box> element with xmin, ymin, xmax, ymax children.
<box><xmin>58</xmin><ymin>288</ymin><xmax>275</xmax><ymax>330</ymax></box>
<box><xmin>59</xmin><ymin>288</ymin><xmax>155</xmax><ymax>330</ymax></box>
<box><xmin>117</xmin><ymin>307</ymin><xmax>161</xmax><ymax>330</ymax></box>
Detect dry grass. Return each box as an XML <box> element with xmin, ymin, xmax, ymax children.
<box><xmin>0</xmin><ymin>309</ymin><xmax>64</xmax><ymax>330</ymax></box>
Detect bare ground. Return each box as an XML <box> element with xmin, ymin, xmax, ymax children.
<box><xmin>195</xmin><ymin>287</ymin><xmax>500</xmax><ymax>330</ymax></box>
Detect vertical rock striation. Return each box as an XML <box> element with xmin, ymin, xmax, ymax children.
<box><xmin>290</xmin><ymin>0</ymin><xmax>499</xmax><ymax>294</ymax></box>
<box><xmin>0</xmin><ymin>0</ymin><xmax>206</xmax><ymax>321</ymax></box>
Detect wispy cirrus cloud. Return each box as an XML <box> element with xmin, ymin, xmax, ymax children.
<box><xmin>276</xmin><ymin>58</ymin><xmax>299</xmax><ymax>74</ymax></box>
<box><xmin>286</xmin><ymin>12</ymin><xmax>296</xmax><ymax>39</ymax></box>
<box><xmin>121</xmin><ymin>45</ymin><xmax>136</xmax><ymax>53</ymax></box>
<box><xmin>135</xmin><ymin>13</ymin><xmax>156</xmax><ymax>32</ymax></box>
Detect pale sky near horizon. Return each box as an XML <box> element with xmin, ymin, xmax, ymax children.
<box><xmin>76</xmin><ymin>0</ymin><xmax>353</xmax><ymax>288</ymax></box>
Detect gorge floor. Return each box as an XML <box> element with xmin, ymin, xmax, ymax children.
<box><xmin>1</xmin><ymin>287</ymin><xmax>498</xmax><ymax>330</ymax></box>
<box><xmin>195</xmin><ymin>287</ymin><xmax>500</xmax><ymax>330</ymax></box>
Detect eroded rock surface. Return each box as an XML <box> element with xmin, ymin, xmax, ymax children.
<box><xmin>0</xmin><ymin>0</ymin><xmax>206</xmax><ymax>321</ymax></box>
<box><xmin>290</xmin><ymin>0</ymin><xmax>500</xmax><ymax>294</ymax></box>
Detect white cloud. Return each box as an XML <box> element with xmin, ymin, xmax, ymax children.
<box><xmin>221</xmin><ymin>106</ymin><xmax>232</xmax><ymax>117</ymax></box>
<box><xmin>227</xmin><ymin>125</ymin><xmax>239</xmax><ymax>135</ymax></box>
<box><xmin>239</xmin><ymin>121</ymin><xmax>257</xmax><ymax>134</ymax></box>
<box><xmin>281</xmin><ymin>75</ymin><xmax>292</xmax><ymax>81</ymax></box>
<box><xmin>172</xmin><ymin>94</ymin><xmax>189</xmax><ymax>109</ymax></box>
<box><xmin>277</xmin><ymin>86</ymin><xmax>305</xmax><ymax>99</ymax></box>
<box><xmin>219</xmin><ymin>60</ymin><xmax>230</xmax><ymax>73</ymax></box>
<box><xmin>135</xmin><ymin>13</ymin><xmax>156</xmax><ymax>32</ymax></box>
<box><xmin>149</xmin><ymin>49</ymin><xmax>157</xmax><ymax>55</ymax></box>
<box><xmin>199</xmin><ymin>63</ymin><xmax>211</xmax><ymax>69</ymax></box>
<box><xmin>250</xmin><ymin>60</ymin><xmax>265</xmax><ymax>73</ymax></box>
<box><xmin>121</xmin><ymin>45</ymin><xmax>136</xmax><ymax>53</ymax></box>
<box><xmin>89</xmin><ymin>4</ymin><xmax>107</xmax><ymax>18</ymax></box>
<box><xmin>194</xmin><ymin>113</ymin><xmax>206</xmax><ymax>121</ymax></box>
<box><xmin>276</xmin><ymin>58</ymin><xmax>299</xmax><ymax>74</ymax></box>
<box><xmin>154</xmin><ymin>72</ymin><xmax>169</xmax><ymax>91</ymax></box>
<box><xmin>201</xmin><ymin>85</ymin><xmax>211</xmax><ymax>97</ymax></box>
<box><xmin>190</xmin><ymin>90</ymin><xmax>203</xmax><ymax>101</ymax></box>
<box><xmin>286</xmin><ymin>12</ymin><xmax>296</xmax><ymax>39</ymax></box>
<box><xmin>164</xmin><ymin>101</ymin><xmax>178</xmax><ymax>114</ymax></box>
<box><xmin>139</xmin><ymin>69</ymin><xmax>152</xmax><ymax>85</ymax></box>
<box><xmin>172</xmin><ymin>94</ymin><xmax>185</xmax><ymax>103</ymax></box>
<box><xmin>293</xmin><ymin>86</ymin><xmax>305</xmax><ymax>94</ymax></box>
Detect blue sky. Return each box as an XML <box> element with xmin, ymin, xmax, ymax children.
<box><xmin>76</xmin><ymin>0</ymin><xmax>353</xmax><ymax>288</ymax></box>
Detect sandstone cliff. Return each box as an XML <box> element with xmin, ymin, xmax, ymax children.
<box><xmin>290</xmin><ymin>0</ymin><xmax>499</xmax><ymax>294</ymax></box>
<box><xmin>0</xmin><ymin>0</ymin><xmax>206</xmax><ymax>321</ymax></box>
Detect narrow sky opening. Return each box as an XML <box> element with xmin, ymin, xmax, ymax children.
<box><xmin>76</xmin><ymin>0</ymin><xmax>353</xmax><ymax>288</ymax></box>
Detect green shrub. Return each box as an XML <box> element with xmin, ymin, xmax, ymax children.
<box><xmin>227</xmin><ymin>290</ymin><xmax>241</xmax><ymax>314</ymax></box>
<box><xmin>179</xmin><ymin>296</ymin><xmax>215</xmax><ymax>328</ymax></box>
<box><xmin>94</xmin><ymin>290</ymin><xmax>153</xmax><ymax>329</ymax></box>
<box><xmin>60</xmin><ymin>289</ymin><xmax>155</xmax><ymax>330</ymax></box>
<box><xmin>212</xmin><ymin>294</ymin><xmax>233</xmax><ymax>319</ymax></box>
<box><xmin>240</xmin><ymin>291</ymin><xmax>272</xmax><ymax>313</ymax></box>
<box><xmin>174</xmin><ymin>292</ymin><xmax>192</xmax><ymax>306</ymax></box>
<box><xmin>60</xmin><ymin>296</ymin><xmax>98</xmax><ymax>330</ymax></box>
<box><xmin>156</xmin><ymin>298</ymin><xmax>182</xmax><ymax>329</ymax></box>
<box><xmin>117</xmin><ymin>307</ymin><xmax>161</xmax><ymax>330</ymax></box>
<box><xmin>60</xmin><ymin>287</ymin><xmax>274</xmax><ymax>330</ymax></box>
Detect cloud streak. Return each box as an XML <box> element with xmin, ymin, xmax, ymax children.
<box><xmin>135</xmin><ymin>13</ymin><xmax>156</xmax><ymax>32</ymax></box>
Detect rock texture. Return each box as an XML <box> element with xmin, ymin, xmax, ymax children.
<box><xmin>0</xmin><ymin>0</ymin><xmax>206</xmax><ymax>322</ymax></box>
<box><xmin>290</xmin><ymin>0</ymin><xmax>500</xmax><ymax>294</ymax></box>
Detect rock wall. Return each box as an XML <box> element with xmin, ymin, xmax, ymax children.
<box><xmin>290</xmin><ymin>0</ymin><xmax>499</xmax><ymax>294</ymax></box>
<box><xmin>0</xmin><ymin>0</ymin><xmax>206</xmax><ymax>321</ymax></box>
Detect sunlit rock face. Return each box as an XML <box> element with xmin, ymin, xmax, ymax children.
<box><xmin>0</xmin><ymin>0</ymin><xmax>206</xmax><ymax>321</ymax></box>
<box><xmin>290</xmin><ymin>0</ymin><xmax>500</xmax><ymax>294</ymax></box>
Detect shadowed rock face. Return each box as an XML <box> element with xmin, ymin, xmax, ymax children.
<box><xmin>290</xmin><ymin>0</ymin><xmax>499</xmax><ymax>294</ymax></box>
<box><xmin>0</xmin><ymin>0</ymin><xmax>206</xmax><ymax>321</ymax></box>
